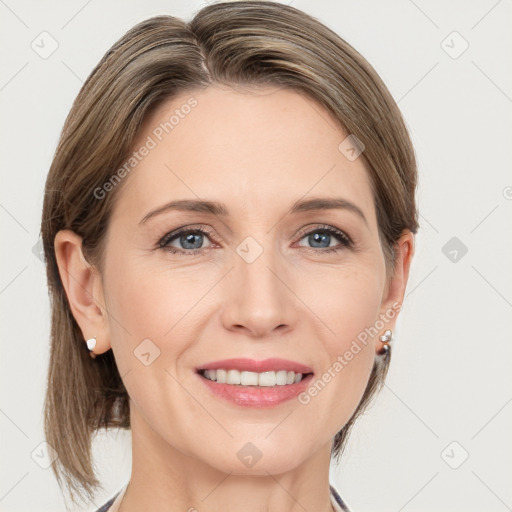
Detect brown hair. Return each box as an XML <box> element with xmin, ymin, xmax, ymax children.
<box><xmin>41</xmin><ymin>0</ymin><xmax>418</xmax><ymax>504</ymax></box>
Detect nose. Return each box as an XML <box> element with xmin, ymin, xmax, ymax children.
<box><xmin>220</xmin><ymin>238</ymin><xmax>298</xmax><ymax>339</ymax></box>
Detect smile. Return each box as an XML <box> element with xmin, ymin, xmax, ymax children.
<box><xmin>196</xmin><ymin>358</ymin><xmax>315</xmax><ymax>408</ymax></box>
<box><xmin>200</xmin><ymin>369</ymin><xmax>309</xmax><ymax>387</ymax></box>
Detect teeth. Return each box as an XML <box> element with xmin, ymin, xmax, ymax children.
<box><xmin>227</xmin><ymin>369</ymin><xmax>241</xmax><ymax>385</ymax></box>
<box><xmin>276</xmin><ymin>370</ymin><xmax>288</xmax><ymax>385</ymax></box>
<box><xmin>202</xmin><ymin>369</ymin><xmax>306</xmax><ymax>386</ymax></box>
<box><xmin>258</xmin><ymin>371</ymin><xmax>275</xmax><ymax>387</ymax></box>
<box><xmin>240</xmin><ymin>371</ymin><xmax>259</xmax><ymax>386</ymax></box>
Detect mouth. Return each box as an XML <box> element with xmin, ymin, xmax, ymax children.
<box><xmin>195</xmin><ymin>358</ymin><xmax>314</xmax><ymax>408</ymax></box>
<box><xmin>197</xmin><ymin>368</ymin><xmax>313</xmax><ymax>387</ymax></box>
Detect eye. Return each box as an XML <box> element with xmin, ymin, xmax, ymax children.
<box><xmin>158</xmin><ymin>226</ymin><xmax>214</xmax><ymax>254</ymax></box>
<box><xmin>295</xmin><ymin>225</ymin><xmax>353</xmax><ymax>253</ymax></box>
<box><xmin>158</xmin><ymin>224</ymin><xmax>353</xmax><ymax>256</ymax></box>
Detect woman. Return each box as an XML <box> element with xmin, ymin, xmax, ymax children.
<box><xmin>41</xmin><ymin>1</ymin><xmax>417</xmax><ymax>511</ymax></box>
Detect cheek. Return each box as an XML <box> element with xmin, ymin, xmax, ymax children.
<box><xmin>102</xmin><ymin>252</ymin><xmax>216</xmax><ymax>370</ymax></box>
<box><xmin>303</xmin><ymin>259</ymin><xmax>385</xmax><ymax>351</ymax></box>
<box><xmin>101</xmin><ymin>255</ymin><xmax>211</xmax><ymax>436</ymax></box>
<box><xmin>298</xmin><ymin>266</ymin><xmax>384</xmax><ymax>428</ymax></box>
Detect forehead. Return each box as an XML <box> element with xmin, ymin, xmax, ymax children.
<box><xmin>113</xmin><ymin>84</ymin><xmax>376</xmax><ymax>226</ymax></box>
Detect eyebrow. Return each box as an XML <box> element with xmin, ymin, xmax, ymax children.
<box><xmin>139</xmin><ymin>197</ymin><xmax>368</xmax><ymax>226</ymax></box>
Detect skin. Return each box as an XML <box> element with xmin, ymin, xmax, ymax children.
<box><xmin>55</xmin><ymin>85</ymin><xmax>414</xmax><ymax>512</ymax></box>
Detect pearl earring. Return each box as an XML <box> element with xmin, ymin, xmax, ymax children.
<box><xmin>86</xmin><ymin>336</ymin><xmax>97</xmax><ymax>351</ymax></box>
<box><xmin>378</xmin><ymin>329</ymin><xmax>392</xmax><ymax>355</ymax></box>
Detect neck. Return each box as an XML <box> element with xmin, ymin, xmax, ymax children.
<box><xmin>117</xmin><ymin>405</ymin><xmax>335</xmax><ymax>512</ymax></box>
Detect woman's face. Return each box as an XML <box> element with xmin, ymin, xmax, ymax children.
<box><xmin>98</xmin><ymin>84</ymin><xmax>405</xmax><ymax>474</ymax></box>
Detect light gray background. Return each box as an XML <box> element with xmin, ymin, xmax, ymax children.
<box><xmin>1</xmin><ymin>1</ymin><xmax>511</xmax><ymax>511</ymax></box>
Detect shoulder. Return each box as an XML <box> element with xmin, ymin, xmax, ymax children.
<box><xmin>330</xmin><ymin>484</ymin><xmax>353</xmax><ymax>512</ymax></box>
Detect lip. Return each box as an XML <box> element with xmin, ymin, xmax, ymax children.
<box><xmin>197</xmin><ymin>372</ymin><xmax>314</xmax><ymax>408</ymax></box>
<box><xmin>196</xmin><ymin>358</ymin><xmax>314</xmax><ymax>409</ymax></box>
<box><xmin>196</xmin><ymin>357</ymin><xmax>313</xmax><ymax>374</ymax></box>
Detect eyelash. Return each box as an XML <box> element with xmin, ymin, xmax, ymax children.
<box><xmin>158</xmin><ymin>224</ymin><xmax>353</xmax><ymax>256</ymax></box>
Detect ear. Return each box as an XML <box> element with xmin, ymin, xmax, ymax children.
<box><xmin>377</xmin><ymin>230</ymin><xmax>415</xmax><ymax>350</ymax></box>
<box><xmin>54</xmin><ymin>229</ymin><xmax>111</xmax><ymax>357</ymax></box>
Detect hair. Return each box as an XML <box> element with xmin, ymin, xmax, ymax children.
<box><xmin>41</xmin><ymin>0</ymin><xmax>419</xmax><ymax>505</ymax></box>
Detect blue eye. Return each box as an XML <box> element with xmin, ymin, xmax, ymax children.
<box><xmin>158</xmin><ymin>227</ymin><xmax>212</xmax><ymax>254</ymax></box>
<box><xmin>296</xmin><ymin>225</ymin><xmax>352</xmax><ymax>253</ymax></box>
<box><xmin>158</xmin><ymin>224</ymin><xmax>352</xmax><ymax>255</ymax></box>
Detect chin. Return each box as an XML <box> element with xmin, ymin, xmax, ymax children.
<box><xmin>193</xmin><ymin>437</ymin><xmax>312</xmax><ymax>476</ymax></box>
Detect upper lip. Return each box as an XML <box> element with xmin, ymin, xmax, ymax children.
<box><xmin>197</xmin><ymin>358</ymin><xmax>314</xmax><ymax>374</ymax></box>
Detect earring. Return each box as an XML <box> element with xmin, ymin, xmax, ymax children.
<box><xmin>86</xmin><ymin>336</ymin><xmax>97</xmax><ymax>354</ymax></box>
<box><xmin>377</xmin><ymin>329</ymin><xmax>392</xmax><ymax>355</ymax></box>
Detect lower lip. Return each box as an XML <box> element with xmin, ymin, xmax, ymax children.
<box><xmin>197</xmin><ymin>372</ymin><xmax>314</xmax><ymax>408</ymax></box>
